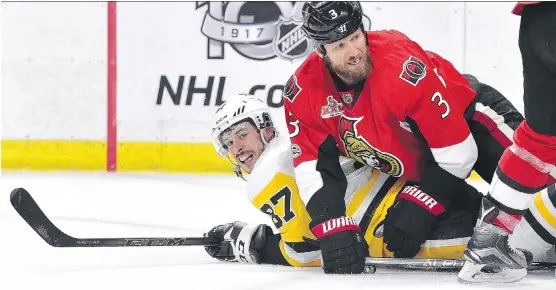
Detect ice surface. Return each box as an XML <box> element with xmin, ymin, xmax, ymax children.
<box><xmin>1</xmin><ymin>172</ymin><xmax>554</xmax><ymax>290</ymax></box>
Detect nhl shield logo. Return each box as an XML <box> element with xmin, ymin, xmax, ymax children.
<box><xmin>341</xmin><ymin>93</ymin><xmax>353</xmax><ymax>104</ymax></box>
<box><xmin>272</xmin><ymin>16</ymin><xmax>313</xmax><ymax>61</ymax></box>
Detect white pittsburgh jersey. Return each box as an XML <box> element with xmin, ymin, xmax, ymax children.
<box><xmin>245</xmin><ymin>136</ymin><xmax>404</xmax><ymax>266</ymax></box>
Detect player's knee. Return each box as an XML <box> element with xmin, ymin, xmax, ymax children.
<box><xmin>533</xmin><ymin>39</ymin><xmax>556</xmax><ymax>75</ymax></box>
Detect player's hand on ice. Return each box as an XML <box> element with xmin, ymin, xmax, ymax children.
<box><xmin>382</xmin><ymin>185</ymin><xmax>446</xmax><ymax>257</ymax></box>
<box><xmin>306</xmin><ymin>216</ymin><xmax>368</xmax><ymax>274</ymax></box>
<box><xmin>203</xmin><ymin>221</ymin><xmax>273</xmax><ymax>263</ymax></box>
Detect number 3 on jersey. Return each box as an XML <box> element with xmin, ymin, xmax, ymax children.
<box><xmin>430</xmin><ymin>68</ymin><xmax>450</xmax><ymax>119</ymax></box>
<box><xmin>430</xmin><ymin>91</ymin><xmax>450</xmax><ymax>119</ymax></box>
<box><xmin>260</xmin><ymin>187</ymin><xmax>296</xmax><ymax>229</ymax></box>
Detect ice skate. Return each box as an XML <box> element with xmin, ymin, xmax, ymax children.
<box><xmin>457</xmin><ymin>197</ymin><xmax>532</xmax><ymax>284</ymax></box>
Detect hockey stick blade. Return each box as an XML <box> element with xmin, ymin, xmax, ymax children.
<box><xmin>10</xmin><ymin>187</ymin><xmax>221</xmax><ymax>247</ymax></box>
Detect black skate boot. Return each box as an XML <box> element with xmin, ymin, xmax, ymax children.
<box><xmin>457</xmin><ymin>196</ymin><xmax>533</xmax><ymax>284</ymax></box>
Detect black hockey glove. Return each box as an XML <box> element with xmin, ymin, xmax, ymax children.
<box><xmin>382</xmin><ymin>185</ymin><xmax>447</xmax><ymax>258</ymax></box>
<box><xmin>204</xmin><ymin>221</ymin><xmax>273</xmax><ymax>263</ymax></box>
<box><xmin>305</xmin><ymin>216</ymin><xmax>368</xmax><ymax>274</ymax></box>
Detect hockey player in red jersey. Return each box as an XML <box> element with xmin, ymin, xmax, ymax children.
<box><xmin>284</xmin><ymin>1</ymin><xmax>527</xmax><ymax>275</ymax></box>
<box><xmin>458</xmin><ymin>1</ymin><xmax>556</xmax><ymax>284</ymax></box>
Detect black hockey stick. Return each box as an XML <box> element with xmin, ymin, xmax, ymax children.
<box><xmin>10</xmin><ymin>187</ymin><xmax>556</xmax><ymax>272</ymax></box>
<box><xmin>10</xmin><ymin>187</ymin><xmax>221</xmax><ymax>247</ymax></box>
<box><xmin>364</xmin><ymin>257</ymin><xmax>556</xmax><ymax>273</ymax></box>
<box><xmin>364</xmin><ymin>257</ymin><xmax>463</xmax><ymax>272</ymax></box>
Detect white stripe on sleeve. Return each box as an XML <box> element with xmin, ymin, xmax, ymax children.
<box><xmin>430</xmin><ymin>133</ymin><xmax>478</xmax><ymax>179</ymax></box>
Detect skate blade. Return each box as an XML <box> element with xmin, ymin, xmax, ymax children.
<box><xmin>457</xmin><ymin>261</ymin><xmax>527</xmax><ymax>284</ymax></box>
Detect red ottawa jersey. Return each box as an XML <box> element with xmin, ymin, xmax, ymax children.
<box><xmin>283</xmin><ymin>30</ymin><xmax>479</xmax><ymax>206</ymax></box>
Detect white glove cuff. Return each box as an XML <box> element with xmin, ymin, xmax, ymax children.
<box><xmin>232</xmin><ymin>224</ymin><xmax>260</xmax><ymax>263</ymax></box>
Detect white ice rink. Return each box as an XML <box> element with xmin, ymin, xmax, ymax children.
<box><xmin>1</xmin><ymin>172</ymin><xmax>555</xmax><ymax>290</ymax></box>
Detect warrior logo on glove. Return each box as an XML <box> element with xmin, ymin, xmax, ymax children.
<box><xmin>398</xmin><ymin>185</ymin><xmax>445</xmax><ymax>215</ymax></box>
<box><xmin>339</xmin><ymin>116</ymin><xmax>404</xmax><ymax>177</ymax></box>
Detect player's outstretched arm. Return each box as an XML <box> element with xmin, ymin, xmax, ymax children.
<box><xmin>283</xmin><ymin>79</ymin><xmax>368</xmax><ymax>274</ymax></box>
<box><xmin>203</xmin><ymin>221</ymin><xmax>323</xmax><ymax>267</ymax></box>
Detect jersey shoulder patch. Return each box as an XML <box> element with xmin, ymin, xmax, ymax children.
<box><xmin>283</xmin><ymin>75</ymin><xmax>302</xmax><ymax>103</ymax></box>
<box><xmin>283</xmin><ymin>53</ymin><xmax>322</xmax><ymax>103</ymax></box>
<box><xmin>399</xmin><ymin>55</ymin><xmax>427</xmax><ymax>86</ymax></box>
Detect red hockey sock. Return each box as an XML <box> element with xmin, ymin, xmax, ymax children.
<box><xmin>488</xmin><ymin>122</ymin><xmax>556</xmax><ymax>232</ymax></box>
<box><xmin>513</xmin><ymin>121</ymin><xmax>556</xmax><ymax>168</ymax></box>
<box><xmin>498</xmin><ymin>121</ymin><xmax>556</xmax><ymax>190</ymax></box>
<box><xmin>498</xmin><ymin>148</ymin><xmax>548</xmax><ymax>190</ymax></box>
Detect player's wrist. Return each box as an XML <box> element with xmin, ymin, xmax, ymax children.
<box><xmin>306</xmin><ymin>197</ymin><xmax>347</xmax><ymax>228</ymax></box>
<box><xmin>311</xmin><ymin>216</ymin><xmax>361</xmax><ymax>239</ymax></box>
<box><xmin>397</xmin><ymin>185</ymin><xmax>446</xmax><ymax>216</ymax></box>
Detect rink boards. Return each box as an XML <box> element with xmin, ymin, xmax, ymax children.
<box><xmin>1</xmin><ymin>2</ymin><xmax>524</xmax><ymax>175</ymax></box>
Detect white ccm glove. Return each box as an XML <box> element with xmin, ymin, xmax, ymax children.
<box><xmin>204</xmin><ymin>221</ymin><xmax>273</xmax><ymax>263</ymax></box>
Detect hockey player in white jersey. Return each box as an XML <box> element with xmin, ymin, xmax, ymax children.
<box><xmin>202</xmin><ymin>93</ymin><xmax>485</xmax><ymax>269</ymax></box>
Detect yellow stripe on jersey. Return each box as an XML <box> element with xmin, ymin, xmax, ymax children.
<box><xmin>345</xmin><ymin>170</ymin><xmax>382</xmax><ymax>217</ymax></box>
<box><xmin>533</xmin><ymin>192</ymin><xmax>556</xmax><ymax>230</ymax></box>
<box><xmin>365</xmin><ymin>178</ymin><xmax>405</xmax><ymax>257</ymax></box>
<box><xmin>414</xmin><ymin>244</ymin><xmax>466</xmax><ymax>260</ymax></box>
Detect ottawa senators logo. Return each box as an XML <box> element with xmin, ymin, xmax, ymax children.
<box><xmin>338</xmin><ymin>116</ymin><xmax>404</xmax><ymax>177</ymax></box>
<box><xmin>283</xmin><ymin>75</ymin><xmax>302</xmax><ymax>102</ymax></box>
<box><xmin>399</xmin><ymin>56</ymin><xmax>426</xmax><ymax>86</ymax></box>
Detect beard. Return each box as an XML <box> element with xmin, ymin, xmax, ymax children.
<box><xmin>329</xmin><ymin>51</ymin><xmax>372</xmax><ymax>86</ymax></box>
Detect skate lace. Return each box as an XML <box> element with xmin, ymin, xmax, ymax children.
<box><xmin>508</xmin><ymin>243</ymin><xmax>520</xmax><ymax>256</ymax></box>
<box><xmin>506</xmin><ymin>239</ymin><xmax>525</xmax><ymax>264</ymax></box>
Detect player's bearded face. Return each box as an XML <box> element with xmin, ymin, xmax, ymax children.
<box><xmin>324</xmin><ymin>30</ymin><xmax>371</xmax><ymax>86</ymax></box>
<box><xmin>220</xmin><ymin>121</ymin><xmax>265</xmax><ymax>174</ymax></box>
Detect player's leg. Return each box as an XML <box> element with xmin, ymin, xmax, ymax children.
<box><xmin>489</xmin><ymin>1</ymin><xmax>556</xmax><ymax>214</ymax></box>
<box><xmin>510</xmin><ymin>184</ymin><xmax>556</xmax><ymax>263</ymax></box>
<box><xmin>462</xmin><ymin>74</ymin><xmax>524</xmax><ymax>184</ymax></box>
<box><xmin>459</xmin><ymin>3</ymin><xmax>556</xmax><ymax>283</ymax></box>
<box><xmin>521</xmin><ymin>2</ymin><xmax>556</xmax><ymax>139</ymax></box>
